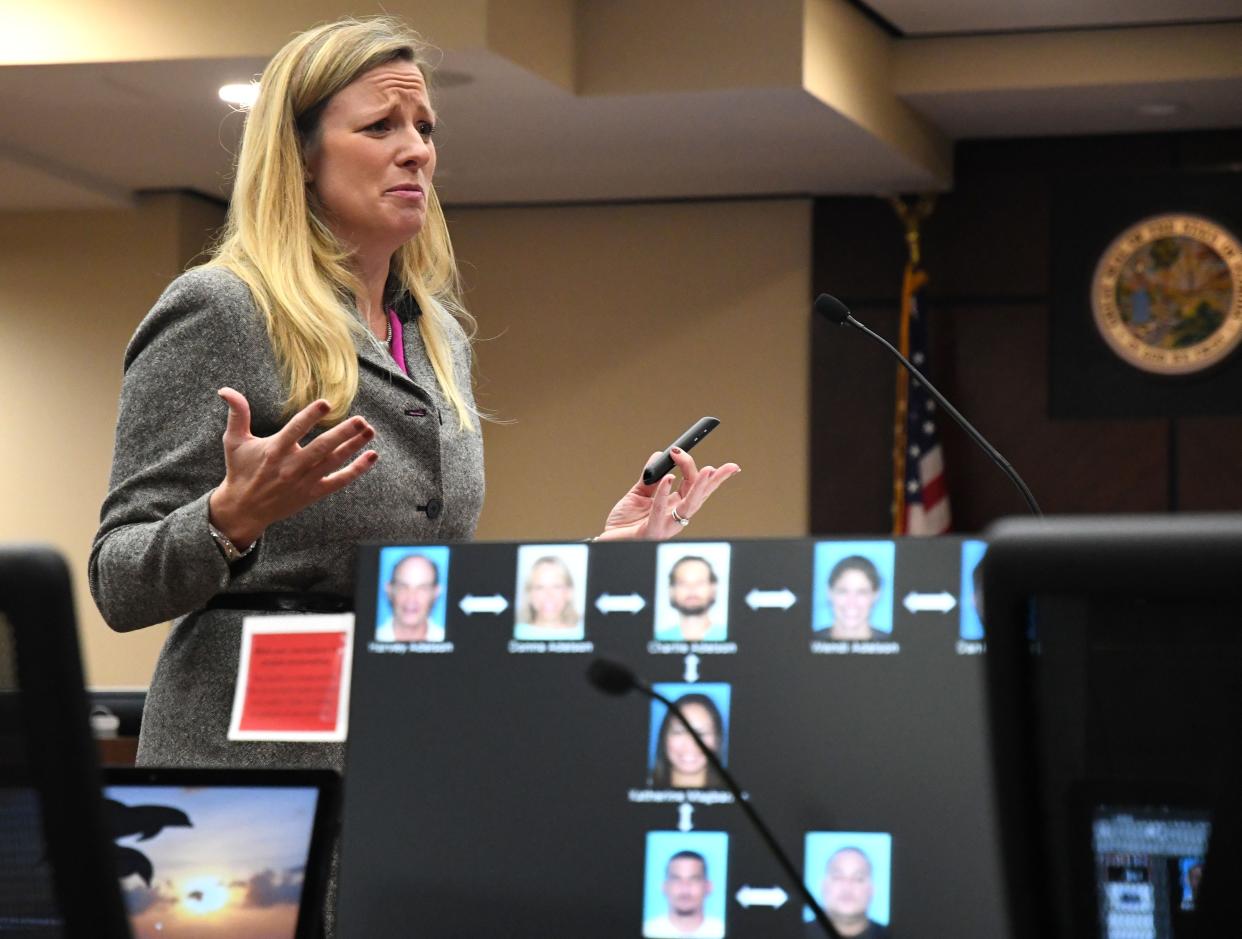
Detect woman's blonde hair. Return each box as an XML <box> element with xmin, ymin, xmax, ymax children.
<box><xmin>209</xmin><ymin>15</ymin><xmax>476</xmax><ymax>429</ymax></box>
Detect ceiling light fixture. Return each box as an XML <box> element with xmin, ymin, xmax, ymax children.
<box><xmin>218</xmin><ymin>82</ymin><xmax>260</xmax><ymax>108</ymax></box>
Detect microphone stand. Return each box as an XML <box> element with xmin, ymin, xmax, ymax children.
<box><xmin>844</xmin><ymin>313</ymin><xmax>1042</xmax><ymax>517</ymax></box>
<box><xmin>815</xmin><ymin>289</ymin><xmax>1042</xmax><ymax>519</ymax></box>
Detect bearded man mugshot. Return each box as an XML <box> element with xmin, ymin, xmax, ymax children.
<box><xmin>654</xmin><ymin>544</ymin><xmax>732</xmax><ymax>643</ymax></box>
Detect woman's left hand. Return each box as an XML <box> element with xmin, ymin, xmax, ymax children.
<box><xmin>596</xmin><ymin>447</ymin><xmax>740</xmax><ymax>541</ymax></box>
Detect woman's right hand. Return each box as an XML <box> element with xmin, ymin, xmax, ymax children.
<box><xmin>207</xmin><ymin>387</ymin><xmax>379</xmax><ymax>547</ymax></box>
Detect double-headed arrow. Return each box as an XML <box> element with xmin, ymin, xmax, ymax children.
<box><xmin>735</xmin><ymin>885</ymin><xmax>788</xmax><ymax>909</ymax></box>
<box><xmin>683</xmin><ymin>654</ymin><xmax>700</xmax><ymax>682</ymax></box>
<box><xmin>902</xmin><ymin>591</ymin><xmax>956</xmax><ymax>614</ymax></box>
<box><xmin>745</xmin><ymin>588</ymin><xmax>797</xmax><ymax>611</ymax></box>
<box><xmin>595</xmin><ymin>593</ymin><xmax>646</xmax><ymax>614</ymax></box>
<box><xmin>677</xmin><ymin>803</ymin><xmax>695</xmax><ymax>832</ymax></box>
<box><xmin>458</xmin><ymin>594</ymin><xmax>509</xmax><ymax>615</ymax></box>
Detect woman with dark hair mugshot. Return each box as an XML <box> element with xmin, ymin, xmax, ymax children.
<box><xmin>650</xmin><ymin>694</ymin><xmax>726</xmax><ymax>789</ymax></box>
<box><xmin>514</xmin><ymin>555</ymin><xmax>583</xmax><ymax>640</ymax></box>
<box><xmin>814</xmin><ymin>555</ymin><xmax>884</xmax><ymax>641</ymax></box>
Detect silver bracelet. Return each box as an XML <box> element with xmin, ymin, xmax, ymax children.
<box><xmin>208</xmin><ymin>522</ymin><xmax>257</xmax><ymax>563</ymax></box>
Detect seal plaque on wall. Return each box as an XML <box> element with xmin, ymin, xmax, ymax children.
<box><xmin>1091</xmin><ymin>213</ymin><xmax>1242</xmax><ymax>375</ymax></box>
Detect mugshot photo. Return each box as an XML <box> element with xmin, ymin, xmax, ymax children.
<box><xmin>513</xmin><ymin>543</ymin><xmax>589</xmax><ymax>641</ymax></box>
<box><xmin>642</xmin><ymin>830</ymin><xmax>729</xmax><ymax>939</ymax></box>
<box><xmin>647</xmin><ymin>682</ymin><xmax>731</xmax><ymax>790</ymax></box>
<box><xmin>1179</xmin><ymin>856</ymin><xmax>1205</xmax><ymax>911</ymax></box>
<box><xmin>653</xmin><ymin>542</ymin><xmax>732</xmax><ymax>643</ymax></box>
<box><xmin>811</xmin><ymin>541</ymin><xmax>897</xmax><ymax>641</ymax></box>
<box><xmin>803</xmin><ymin>831</ymin><xmax>893</xmax><ymax>934</ymax></box>
<box><xmin>959</xmin><ymin>540</ymin><xmax>987</xmax><ymax>641</ymax></box>
<box><xmin>375</xmin><ymin>546</ymin><xmax>450</xmax><ymax>643</ymax></box>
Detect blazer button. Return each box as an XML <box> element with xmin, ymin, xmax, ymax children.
<box><xmin>404</xmin><ymin>407</ymin><xmax>428</xmax><ymax>417</ymax></box>
<box><xmin>418</xmin><ymin>497</ymin><xmax>444</xmax><ymax>520</ymax></box>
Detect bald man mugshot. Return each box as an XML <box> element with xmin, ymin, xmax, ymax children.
<box><xmin>376</xmin><ymin>552</ymin><xmax>445</xmax><ymax>643</ymax></box>
<box><xmin>822</xmin><ymin>847</ymin><xmax>889</xmax><ymax>937</ymax></box>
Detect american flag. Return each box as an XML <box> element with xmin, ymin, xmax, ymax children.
<box><xmin>892</xmin><ymin>265</ymin><xmax>951</xmax><ymax>535</ymax></box>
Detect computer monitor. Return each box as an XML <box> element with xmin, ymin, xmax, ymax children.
<box><xmin>0</xmin><ymin>544</ymin><xmax>131</xmax><ymax>938</ymax></box>
<box><xmin>982</xmin><ymin>514</ymin><xmax>1242</xmax><ymax>939</ymax></box>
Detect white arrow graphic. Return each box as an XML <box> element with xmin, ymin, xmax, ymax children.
<box><xmin>745</xmin><ymin>588</ymin><xmax>797</xmax><ymax>611</ymax></box>
<box><xmin>458</xmin><ymin>594</ymin><xmax>509</xmax><ymax>615</ymax></box>
<box><xmin>903</xmin><ymin>591</ymin><xmax>957</xmax><ymax>614</ymax></box>
<box><xmin>683</xmin><ymin>653</ymin><xmax>700</xmax><ymax>682</ymax></box>
<box><xmin>677</xmin><ymin>803</ymin><xmax>695</xmax><ymax>832</ymax></box>
<box><xmin>594</xmin><ymin>593</ymin><xmax>647</xmax><ymax>614</ymax></box>
<box><xmin>735</xmin><ymin>886</ymin><xmax>788</xmax><ymax>909</ymax></box>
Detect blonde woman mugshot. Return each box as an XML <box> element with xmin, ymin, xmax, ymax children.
<box><xmin>515</xmin><ymin>555</ymin><xmax>584</xmax><ymax>640</ymax></box>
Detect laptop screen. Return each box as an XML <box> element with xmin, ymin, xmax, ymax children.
<box><xmin>1092</xmin><ymin>804</ymin><xmax>1211</xmax><ymax>939</ymax></box>
<box><xmin>0</xmin><ymin>782</ymin><xmax>64</xmax><ymax>936</ymax></box>
<box><xmin>103</xmin><ymin>770</ymin><xmax>335</xmax><ymax>939</ymax></box>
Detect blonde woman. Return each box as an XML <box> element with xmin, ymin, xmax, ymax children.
<box><xmin>91</xmin><ymin>15</ymin><xmax>737</xmax><ymax>934</ymax></box>
<box><xmin>91</xmin><ymin>17</ymin><xmax>736</xmax><ymax>774</ymax></box>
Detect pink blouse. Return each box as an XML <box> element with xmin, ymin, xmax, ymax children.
<box><xmin>387</xmin><ymin>307</ymin><xmax>408</xmax><ymax>375</ymax></box>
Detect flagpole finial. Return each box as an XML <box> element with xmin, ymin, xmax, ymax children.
<box><xmin>887</xmin><ymin>194</ymin><xmax>937</xmax><ymax>267</ymax></box>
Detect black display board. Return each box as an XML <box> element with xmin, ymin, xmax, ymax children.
<box><xmin>337</xmin><ymin>537</ymin><xmax>1006</xmax><ymax>937</ymax></box>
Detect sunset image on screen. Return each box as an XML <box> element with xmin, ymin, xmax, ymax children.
<box><xmin>104</xmin><ymin>785</ymin><xmax>319</xmax><ymax>939</ymax></box>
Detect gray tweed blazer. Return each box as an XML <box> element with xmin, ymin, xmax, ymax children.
<box><xmin>90</xmin><ymin>267</ymin><xmax>485</xmax><ymax>771</ymax></box>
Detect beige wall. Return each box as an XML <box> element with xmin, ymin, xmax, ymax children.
<box><xmin>0</xmin><ymin>192</ymin><xmax>225</xmax><ymax>687</ymax></box>
<box><xmin>0</xmin><ymin>195</ymin><xmax>810</xmax><ymax>687</ymax></box>
<box><xmin>450</xmin><ymin>199</ymin><xmax>811</xmax><ymax>541</ymax></box>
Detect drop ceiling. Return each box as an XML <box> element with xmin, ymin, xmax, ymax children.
<box><xmin>0</xmin><ymin>0</ymin><xmax>1239</xmax><ymax>211</ymax></box>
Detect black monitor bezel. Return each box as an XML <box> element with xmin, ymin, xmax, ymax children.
<box><xmin>0</xmin><ymin>544</ymin><xmax>133</xmax><ymax>938</ymax></box>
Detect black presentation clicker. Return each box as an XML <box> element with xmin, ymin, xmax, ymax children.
<box><xmin>642</xmin><ymin>416</ymin><xmax>720</xmax><ymax>485</ymax></box>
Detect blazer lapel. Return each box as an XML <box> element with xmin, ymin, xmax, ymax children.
<box><xmin>356</xmin><ymin>329</ymin><xmax>439</xmax><ymax>411</ymax></box>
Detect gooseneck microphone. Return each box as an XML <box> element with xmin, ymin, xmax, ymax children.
<box><xmin>586</xmin><ymin>658</ymin><xmax>842</xmax><ymax>939</ymax></box>
<box><xmin>814</xmin><ymin>293</ymin><xmax>1042</xmax><ymax>517</ymax></box>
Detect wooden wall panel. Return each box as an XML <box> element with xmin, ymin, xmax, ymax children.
<box><xmin>811</xmin><ymin>129</ymin><xmax>1242</xmax><ymax>534</ymax></box>
<box><xmin>1178</xmin><ymin>417</ymin><xmax>1242</xmax><ymax>512</ymax></box>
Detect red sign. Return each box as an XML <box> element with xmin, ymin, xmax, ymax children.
<box><xmin>235</xmin><ymin>629</ymin><xmax>348</xmax><ymax>735</ymax></box>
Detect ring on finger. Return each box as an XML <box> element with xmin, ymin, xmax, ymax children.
<box><xmin>671</xmin><ymin>506</ymin><xmax>690</xmax><ymax>527</ymax></box>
